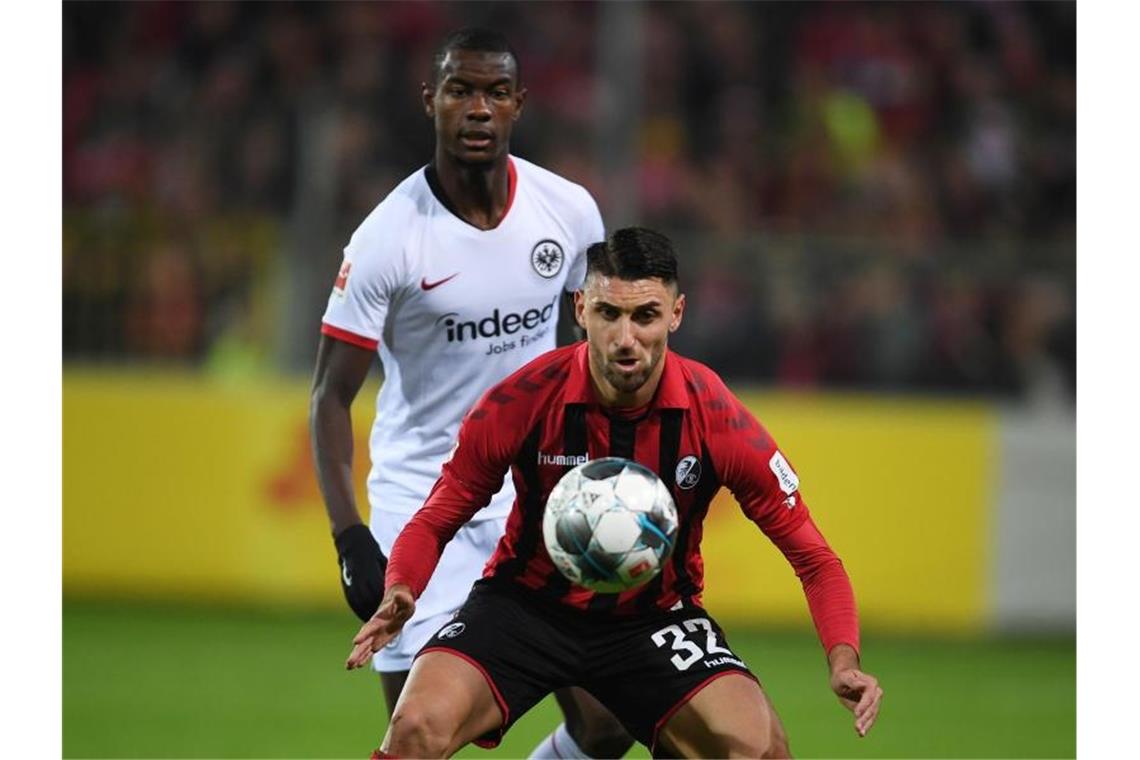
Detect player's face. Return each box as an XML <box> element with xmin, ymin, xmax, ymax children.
<box><xmin>423</xmin><ymin>49</ymin><xmax>525</xmax><ymax>166</ymax></box>
<box><xmin>576</xmin><ymin>274</ymin><xmax>685</xmax><ymax>406</ymax></box>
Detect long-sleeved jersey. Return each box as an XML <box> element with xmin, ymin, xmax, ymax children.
<box><xmin>388</xmin><ymin>342</ymin><xmax>860</xmax><ymax>654</ymax></box>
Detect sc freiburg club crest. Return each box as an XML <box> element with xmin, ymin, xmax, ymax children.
<box><xmin>531</xmin><ymin>239</ymin><xmax>564</xmax><ymax>279</ymax></box>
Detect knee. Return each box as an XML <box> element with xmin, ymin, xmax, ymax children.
<box><xmin>567</xmin><ymin>711</ymin><xmax>633</xmax><ymax>757</ymax></box>
<box><xmin>755</xmin><ymin>721</ymin><xmax>791</xmax><ymax>759</ymax></box>
<box><xmin>721</xmin><ymin>711</ymin><xmax>789</xmax><ymax>759</ymax></box>
<box><xmin>760</xmin><ymin>735</ymin><xmax>791</xmax><ymax>759</ymax></box>
<box><xmin>384</xmin><ymin>703</ymin><xmax>455</xmax><ymax>758</ymax></box>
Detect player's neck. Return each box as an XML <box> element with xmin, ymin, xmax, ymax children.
<box><xmin>431</xmin><ymin>151</ymin><xmax>512</xmax><ymax>230</ymax></box>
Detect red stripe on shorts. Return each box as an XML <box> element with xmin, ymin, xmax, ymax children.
<box><xmin>416</xmin><ymin>646</ymin><xmax>510</xmax><ymax>749</ymax></box>
<box><xmin>650</xmin><ymin>670</ymin><xmax>759</xmax><ymax>755</ymax></box>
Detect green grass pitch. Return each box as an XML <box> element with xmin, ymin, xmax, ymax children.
<box><xmin>63</xmin><ymin>601</ymin><xmax>1074</xmax><ymax>758</ymax></box>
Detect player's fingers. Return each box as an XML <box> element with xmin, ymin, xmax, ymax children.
<box><xmin>349</xmin><ymin>626</ymin><xmax>392</xmax><ymax>666</ymax></box>
<box><xmin>856</xmin><ymin>701</ymin><xmax>880</xmax><ymax>736</ymax></box>
<box><xmin>346</xmin><ymin>640</ymin><xmax>373</xmax><ymax>669</ymax></box>
<box><xmin>855</xmin><ymin>686</ymin><xmax>883</xmax><ymax>737</ymax></box>
<box><xmin>852</xmin><ymin>675</ymin><xmax>879</xmax><ymax>718</ymax></box>
<box><xmin>351</xmin><ymin>617</ymin><xmax>387</xmax><ymax>645</ymax></box>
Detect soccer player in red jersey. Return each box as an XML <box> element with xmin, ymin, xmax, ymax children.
<box><xmin>311</xmin><ymin>28</ymin><xmax>630</xmax><ymax>758</ymax></box>
<box><xmin>348</xmin><ymin>227</ymin><xmax>884</xmax><ymax>758</ymax></box>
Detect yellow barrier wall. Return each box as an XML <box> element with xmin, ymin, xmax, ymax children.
<box><xmin>63</xmin><ymin>371</ymin><xmax>368</xmax><ymax>607</ymax></box>
<box><xmin>701</xmin><ymin>392</ymin><xmax>993</xmax><ymax>635</ymax></box>
<box><xmin>63</xmin><ymin>373</ymin><xmax>993</xmax><ymax>632</ymax></box>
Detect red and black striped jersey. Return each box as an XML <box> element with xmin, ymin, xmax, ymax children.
<box><xmin>388</xmin><ymin>342</ymin><xmax>860</xmax><ymax>653</ymax></box>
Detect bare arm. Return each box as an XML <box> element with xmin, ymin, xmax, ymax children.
<box><xmin>309</xmin><ymin>334</ymin><xmax>375</xmax><ymax>535</ymax></box>
<box><xmin>311</xmin><ymin>334</ymin><xmax>387</xmax><ymax>621</ymax></box>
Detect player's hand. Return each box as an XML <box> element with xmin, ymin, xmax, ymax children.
<box><xmin>334</xmin><ymin>524</ymin><xmax>387</xmax><ymax>622</ymax></box>
<box><xmin>830</xmin><ymin>666</ymin><xmax>883</xmax><ymax>738</ymax></box>
<box><xmin>346</xmin><ymin>584</ymin><xmax>416</xmax><ymax>670</ymax></box>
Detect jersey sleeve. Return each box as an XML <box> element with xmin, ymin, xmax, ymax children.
<box><xmin>704</xmin><ymin>374</ymin><xmax>808</xmax><ymax>539</ymax></box>
<box><xmin>770</xmin><ymin>516</ymin><xmax>861</xmax><ymax>655</ymax></box>
<box><xmin>385</xmin><ymin>382</ymin><xmax>528</xmax><ymax>597</ymax></box>
<box><xmin>704</xmin><ymin>370</ymin><xmax>860</xmax><ymax>654</ymax></box>
<box><xmin>320</xmin><ymin>201</ymin><xmax>409</xmax><ymax>350</ymax></box>
<box><xmin>564</xmin><ymin>187</ymin><xmax>604</xmax><ymax>292</ymax></box>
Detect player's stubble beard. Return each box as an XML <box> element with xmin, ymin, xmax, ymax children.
<box><xmin>597</xmin><ymin>342</ymin><xmax>664</xmax><ymax>399</ymax></box>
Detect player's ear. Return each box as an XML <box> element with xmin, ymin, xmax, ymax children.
<box><xmin>513</xmin><ymin>86</ymin><xmax>527</xmax><ymax>121</ymax></box>
<box><xmin>574</xmin><ymin>289</ymin><xmax>586</xmax><ymax>330</ymax></box>
<box><xmin>422</xmin><ymin>82</ymin><xmax>435</xmax><ymax>118</ymax></box>
<box><xmin>669</xmin><ymin>292</ymin><xmax>685</xmax><ymax>333</ymax></box>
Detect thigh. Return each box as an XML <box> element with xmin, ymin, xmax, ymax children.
<box><xmin>417</xmin><ymin>581</ymin><xmax>581</xmax><ymax>749</ymax></box>
<box><xmin>383</xmin><ymin>650</ymin><xmax>504</xmax><ymax>757</ymax></box>
<box><xmin>655</xmin><ymin>673</ymin><xmax>789</xmax><ymax>759</ymax></box>
<box><xmin>584</xmin><ymin>609</ymin><xmax>757</xmax><ymax>753</ymax></box>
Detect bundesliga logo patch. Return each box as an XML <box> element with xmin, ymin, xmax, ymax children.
<box><xmin>531</xmin><ymin>239</ymin><xmax>564</xmax><ymax>278</ymax></box>
<box><xmin>332</xmin><ymin>259</ymin><xmax>352</xmax><ymax>300</ymax></box>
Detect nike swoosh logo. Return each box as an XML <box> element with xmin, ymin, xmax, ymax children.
<box><xmin>421</xmin><ymin>273</ymin><xmax>459</xmax><ymax>290</ymax></box>
<box><xmin>341</xmin><ymin>559</ymin><xmax>352</xmax><ymax>586</ymax></box>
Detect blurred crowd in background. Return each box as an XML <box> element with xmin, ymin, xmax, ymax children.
<box><xmin>62</xmin><ymin>1</ymin><xmax>1075</xmax><ymax>400</ymax></box>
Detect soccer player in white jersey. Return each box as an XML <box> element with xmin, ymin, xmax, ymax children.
<box><xmin>310</xmin><ymin>28</ymin><xmax>633</xmax><ymax>759</ymax></box>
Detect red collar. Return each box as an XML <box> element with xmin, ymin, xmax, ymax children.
<box><xmin>563</xmin><ymin>342</ymin><xmax>690</xmax><ymax>410</ymax></box>
<box><xmin>424</xmin><ymin>156</ymin><xmax>517</xmax><ymax>230</ymax></box>
<box><xmin>502</xmin><ymin>157</ymin><xmax>517</xmax><ymax>223</ymax></box>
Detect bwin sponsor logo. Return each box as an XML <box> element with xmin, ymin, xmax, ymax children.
<box><xmin>437</xmin><ymin>294</ymin><xmax>558</xmax><ymax>343</ymax></box>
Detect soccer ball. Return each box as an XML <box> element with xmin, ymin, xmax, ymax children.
<box><xmin>542</xmin><ymin>457</ymin><xmax>679</xmax><ymax>593</ymax></box>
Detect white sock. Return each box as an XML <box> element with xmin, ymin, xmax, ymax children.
<box><xmin>528</xmin><ymin>722</ymin><xmax>589</xmax><ymax>759</ymax></box>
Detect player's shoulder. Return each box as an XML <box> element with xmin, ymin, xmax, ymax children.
<box><xmin>498</xmin><ymin>343</ymin><xmax>579</xmax><ymax>396</ymax></box>
<box><xmin>671</xmin><ymin>351</ymin><xmax>770</xmax><ymax>437</ymax></box>
<box><xmin>471</xmin><ymin>344</ymin><xmax>579</xmax><ymax>418</ymax></box>
<box><xmin>346</xmin><ymin>167</ymin><xmax>430</xmax><ymax>254</ymax></box>
<box><xmin>670</xmin><ymin>351</ymin><xmax>731</xmax><ymax>399</ymax></box>
<box><xmin>512</xmin><ymin>156</ymin><xmax>599</xmax><ymax>213</ymax></box>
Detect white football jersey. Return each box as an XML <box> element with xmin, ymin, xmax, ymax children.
<box><xmin>321</xmin><ymin>156</ymin><xmax>604</xmax><ymax>523</ymax></box>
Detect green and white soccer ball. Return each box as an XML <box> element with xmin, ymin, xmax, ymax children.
<box><xmin>542</xmin><ymin>457</ymin><xmax>679</xmax><ymax>593</ymax></box>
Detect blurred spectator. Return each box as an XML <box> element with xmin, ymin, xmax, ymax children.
<box><xmin>123</xmin><ymin>243</ymin><xmax>204</xmax><ymax>360</ymax></box>
<box><xmin>63</xmin><ymin>1</ymin><xmax>1074</xmax><ymax>400</ymax></box>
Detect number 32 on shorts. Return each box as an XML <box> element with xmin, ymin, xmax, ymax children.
<box><xmin>650</xmin><ymin>617</ymin><xmax>737</xmax><ymax>671</ymax></box>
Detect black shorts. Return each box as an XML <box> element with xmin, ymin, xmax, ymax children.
<box><xmin>416</xmin><ymin>578</ymin><xmax>756</xmax><ymax>751</ymax></box>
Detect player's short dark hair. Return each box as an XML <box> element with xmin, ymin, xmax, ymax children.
<box><xmin>430</xmin><ymin>28</ymin><xmax>520</xmax><ymax>85</ymax></box>
<box><xmin>586</xmin><ymin>227</ymin><xmax>679</xmax><ymax>287</ymax></box>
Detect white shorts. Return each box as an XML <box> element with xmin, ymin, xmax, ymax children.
<box><xmin>370</xmin><ymin>514</ymin><xmax>507</xmax><ymax>672</ymax></box>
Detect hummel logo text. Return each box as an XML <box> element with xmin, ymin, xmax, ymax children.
<box><xmin>538</xmin><ymin>452</ymin><xmax>588</xmax><ymax>467</ymax></box>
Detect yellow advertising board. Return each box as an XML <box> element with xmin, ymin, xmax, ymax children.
<box><xmin>63</xmin><ymin>373</ymin><xmax>992</xmax><ymax>632</ymax></box>
<box><xmin>700</xmin><ymin>392</ymin><xmax>993</xmax><ymax>635</ymax></box>
<box><xmin>63</xmin><ymin>371</ymin><xmax>373</xmax><ymax>607</ymax></box>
